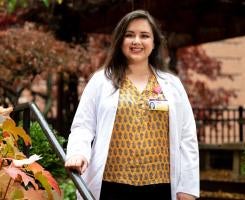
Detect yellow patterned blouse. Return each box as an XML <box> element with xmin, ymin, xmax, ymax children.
<box><xmin>103</xmin><ymin>75</ymin><xmax>170</xmax><ymax>186</ymax></box>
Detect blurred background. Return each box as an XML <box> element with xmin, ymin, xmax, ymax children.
<box><xmin>0</xmin><ymin>0</ymin><xmax>244</xmax><ymax>199</ymax></box>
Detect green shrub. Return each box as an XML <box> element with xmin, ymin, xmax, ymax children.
<box><xmin>24</xmin><ymin>121</ymin><xmax>76</xmax><ymax>198</ymax></box>
<box><xmin>29</xmin><ymin>121</ymin><xmax>67</xmax><ymax>179</ymax></box>
<box><xmin>59</xmin><ymin>179</ymin><xmax>76</xmax><ymax>200</ymax></box>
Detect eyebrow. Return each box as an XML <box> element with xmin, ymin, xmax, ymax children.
<box><xmin>125</xmin><ymin>30</ymin><xmax>151</xmax><ymax>34</ymax></box>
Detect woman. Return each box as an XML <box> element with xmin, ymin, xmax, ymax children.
<box><xmin>65</xmin><ymin>10</ymin><xmax>199</xmax><ymax>200</ymax></box>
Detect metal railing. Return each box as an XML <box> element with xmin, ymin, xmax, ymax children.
<box><xmin>12</xmin><ymin>102</ymin><xmax>95</xmax><ymax>200</ymax></box>
<box><xmin>193</xmin><ymin>106</ymin><xmax>245</xmax><ymax>144</ymax></box>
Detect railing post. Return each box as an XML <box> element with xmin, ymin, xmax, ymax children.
<box><xmin>23</xmin><ymin>108</ymin><xmax>31</xmax><ymax>156</ymax></box>
<box><xmin>238</xmin><ymin>106</ymin><xmax>244</xmax><ymax>142</ymax></box>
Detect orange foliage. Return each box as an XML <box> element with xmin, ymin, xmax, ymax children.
<box><xmin>0</xmin><ymin>107</ymin><xmax>61</xmax><ymax>200</ymax></box>
<box><xmin>0</xmin><ymin>22</ymin><xmax>110</xmax><ymax>106</ymax></box>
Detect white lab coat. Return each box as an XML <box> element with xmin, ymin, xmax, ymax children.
<box><xmin>66</xmin><ymin>69</ymin><xmax>200</xmax><ymax>200</ymax></box>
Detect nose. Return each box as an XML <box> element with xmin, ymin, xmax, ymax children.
<box><xmin>132</xmin><ymin>36</ymin><xmax>140</xmax><ymax>45</ymax></box>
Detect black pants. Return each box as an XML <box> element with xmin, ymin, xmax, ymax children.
<box><xmin>100</xmin><ymin>181</ymin><xmax>171</xmax><ymax>200</ymax></box>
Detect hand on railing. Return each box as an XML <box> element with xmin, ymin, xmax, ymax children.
<box><xmin>65</xmin><ymin>155</ymin><xmax>88</xmax><ymax>175</ymax></box>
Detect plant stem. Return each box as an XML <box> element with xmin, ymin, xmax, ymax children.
<box><xmin>3</xmin><ymin>178</ymin><xmax>12</xmax><ymax>200</ymax></box>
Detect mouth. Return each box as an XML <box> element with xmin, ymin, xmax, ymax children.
<box><xmin>130</xmin><ymin>47</ymin><xmax>143</xmax><ymax>53</ymax></box>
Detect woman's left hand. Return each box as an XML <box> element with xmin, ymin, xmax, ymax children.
<box><xmin>177</xmin><ymin>192</ymin><xmax>195</xmax><ymax>200</ymax></box>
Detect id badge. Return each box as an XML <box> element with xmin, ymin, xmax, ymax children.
<box><xmin>148</xmin><ymin>99</ymin><xmax>169</xmax><ymax>111</ymax></box>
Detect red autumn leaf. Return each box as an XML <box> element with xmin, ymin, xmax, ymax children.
<box><xmin>42</xmin><ymin>170</ymin><xmax>61</xmax><ymax>196</ymax></box>
<box><xmin>34</xmin><ymin>170</ymin><xmax>61</xmax><ymax>200</ymax></box>
<box><xmin>2</xmin><ymin>131</ymin><xmax>10</xmax><ymax>137</ymax></box>
<box><xmin>27</xmin><ymin>162</ymin><xmax>44</xmax><ymax>174</ymax></box>
<box><xmin>3</xmin><ymin>165</ymin><xmax>39</xmax><ymax>189</ymax></box>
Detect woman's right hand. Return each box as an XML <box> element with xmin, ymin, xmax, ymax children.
<box><xmin>65</xmin><ymin>155</ymin><xmax>88</xmax><ymax>175</ymax></box>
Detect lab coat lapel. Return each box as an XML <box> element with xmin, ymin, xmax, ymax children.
<box><xmin>155</xmin><ymin>72</ymin><xmax>178</xmax><ymax>195</ymax></box>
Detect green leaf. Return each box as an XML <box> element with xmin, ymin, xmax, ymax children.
<box><xmin>1</xmin><ymin>136</ymin><xmax>26</xmax><ymax>158</ymax></box>
<box><xmin>7</xmin><ymin>0</ymin><xmax>17</xmax><ymax>13</ymax></box>
<box><xmin>10</xmin><ymin>188</ymin><xmax>24</xmax><ymax>199</ymax></box>
<box><xmin>1</xmin><ymin>136</ymin><xmax>15</xmax><ymax>157</ymax></box>
<box><xmin>19</xmin><ymin>0</ymin><xmax>28</xmax><ymax>8</ymax></box>
<box><xmin>42</xmin><ymin>0</ymin><xmax>50</xmax><ymax>7</ymax></box>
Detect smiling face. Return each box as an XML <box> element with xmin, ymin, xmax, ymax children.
<box><xmin>121</xmin><ymin>18</ymin><xmax>154</xmax><ymax>65</ymax></box>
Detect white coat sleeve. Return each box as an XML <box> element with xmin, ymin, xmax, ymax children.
<box><xmin>176</xmin><ymin>78</ymin><xmax>200</xmax><ymax>198</ymax></box>
<box><xmin>66</xmin><ymin>73</ymin><xmax>98</xmax><ymax>163</ymax></box>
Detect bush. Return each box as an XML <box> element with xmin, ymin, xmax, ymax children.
<box><xmin>29</xmin><ymin>122</ymin><xmax>77</xmax><ymax>198</ymax></box>
<box><xmin>0</xmin><ymin>22</ymin><xmax>108</xmax><ymax>105</ymax></box>
<box><xmin>29</xmin><ymin>121</ymin><xmax>66</xmax><ymax>179</ymax></box>
<box><xmin>59</xmin><ymin>179</ymin><xmax>76</xmax><ymax>200</ymax></box>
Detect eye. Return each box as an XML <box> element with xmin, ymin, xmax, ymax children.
<box><xmin>141</xmin><ymin>34</ymin><xmax>150</xmax><ymax>39</ymax></box>
<box><xmin>124</xmin><ymin>33</ymin><xmax>134</xmax><ymax>38</ymax></box>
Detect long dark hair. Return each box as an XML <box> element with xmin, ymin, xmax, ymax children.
<box><xmin>104</xmin><ymin>10</ymin><xmax>167</xmax><ymax>89</ymax></box>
